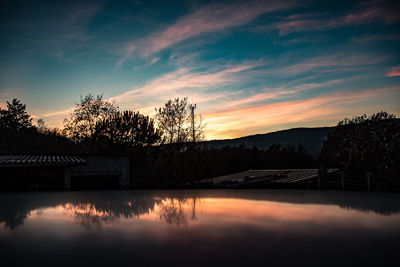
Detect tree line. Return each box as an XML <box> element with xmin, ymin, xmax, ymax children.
<box><xmin>1</xmin><ymin>95</ymin><xmax>398</xmax><ymax>187</ymax></box>
<box><xmin>0</xmin><ymin>94</ymin><xmax>204</xmax><ymax>152</ymax></box>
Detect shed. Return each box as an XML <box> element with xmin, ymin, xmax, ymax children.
<box><xmin>0</xmin><ymin>154</ymin><xmax>130</xmax><ymax>191</ymax></box>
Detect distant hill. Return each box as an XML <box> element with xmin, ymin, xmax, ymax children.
<box><xmin>204</xmin><ymin>127</ymin><xmax>335</xmax><ymax>157</ymax></box>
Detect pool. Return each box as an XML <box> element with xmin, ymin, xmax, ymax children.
<box><xmin>1</xmin><ymin>190</ymin><xmax>399</xmax><ymax>266</ymax></box>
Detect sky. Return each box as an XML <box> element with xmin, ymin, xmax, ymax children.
<box><xmin>0</xmin><ymin>0</ymin><xmax>399</xmax><ymax>139</ymax></box>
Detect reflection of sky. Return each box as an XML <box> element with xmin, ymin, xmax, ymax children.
<box><xmin>1</xmin><ymin>0</ymin><xmax>399</xmax><ymax>139</ymax></box>
<box><xmin>3</xmin><ymin>197</ymin><xmax>399</xmax><ymax>234</ymax></box>
<box><xmin>1</xmin><ymin>192</ymin><xmax>400</xmax><ymax>266</ymax></box>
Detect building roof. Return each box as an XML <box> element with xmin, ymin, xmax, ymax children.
<box><xmin>0</xmin><ymin>155</ymin><xmax>86</xmax><ymax>167</ymax></box>
<box><xmin>212</xmin><ymin>169</ymin><xmax>320</xmax><ymax>185</ymax></box>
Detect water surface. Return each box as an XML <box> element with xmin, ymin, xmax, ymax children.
<box><xmin>1</xmin><ymin>190</ymin><xmax>399</xmax><ymax>266</ymax></box>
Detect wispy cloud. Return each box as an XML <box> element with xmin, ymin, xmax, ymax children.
<box><xmin>66</xmin><ymin>5</ymin><xmax>100</xmax><ymax>25</ymax></box>
<box><xmin>272</xmin><ymin>53</ymin><xmax>385</xmax><ymax>75</ymax></box>
<box><xmin>38</xmin><ymin>61</ymin><xmax>259</xmax><ymax>124</ymax></box>
<box><xmin>224</xmin><ymin>79</ymin><xmax>345</xmax><ymax>107</ymax></box>
<box><xmin>351</xmin><ymin>33</ymin><xmax>400</xmax><ymax>43</ymax></box>
<box><xmin>341</xmin><ymin>0</ymin><xmax>400</xmax><ymax>25</ymax></box>
<box><xmin>204</xmin><ymin>85</ymin><xmax>400</xmax><ymax>139</ymax></box>
<box><xmin>386</xmin><ymin>65</ymin><xmax>400</xmax><ymax>77</ymax></box>
<box><xmin>275</xmin><ymin>0</ymin><xmax>400</xmax><ymax>35</ymax></box>
<box><xmin>112</xmin><ymin>62</ymin><xmax>260</xmax><ymax>104</ymax></box>
<box><xmin>118</xmin><ymin>0</ymin><xmax>295</xmax><ymax>66</ymax></box>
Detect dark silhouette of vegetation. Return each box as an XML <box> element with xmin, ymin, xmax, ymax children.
<box><xmin>63</xmin><ymin>94</ymin><xmax>118</xmax><ymax>144</ymax></box>
<box><xmin>0</xmin><ymin>99</ymin><xmax>76</xmax><ymax>154</ymax></box>
<box><xmin>320</xmin><ymin>111</ymin><xmax>400</xmax><ymax>177</ymax></box>
<box><xmin>156</xmin><ymin>97</ymin><xmax>189</xmax><ymax>144</ymax></box>
<box><xmin>0</xmin><ymin>98</ymin><xmax>33</xmax><ymax>130</ymax></box>
<box><xmin>131</xmin><ymin>143</ymin><xmax>316</xmax><ymax>188</ymax></box>
<box><xmin>93</xmin><ymin>110</ymin><xmax>162</xmax><ymax>152</ymax></box>
<box><xmin>2</xmin><ymin>96</ymin><xmax>397</xmax><ymax>190</ymax></box>
<box><xmin>3</xmin><ymin>191</ymin><xmax>400</xmax><ymax>230</ymax></box>
<box><xmin>205</xmin><ymin>127</ymin><xmax>334</xmax><ymax>157</ymax></box>
<box><xmin>150</xmin><ymin>98</ymin><xmax>206</xmax><ymax>186</ymax></box>
<box><xmin>155</xmin><ymin>97</ymin><xmax>204</xmax><ymax>145</ymax></box>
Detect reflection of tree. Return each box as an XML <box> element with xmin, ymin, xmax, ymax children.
<box><xmin>61</xmin><ymin>196</ymin><xmax>164</xmax><ymax>228</ymax></box>
<box><xmin>191</xmin><ymin>198</ymin><xmax>197</xmax><ymax>221</ymax></box>
<box><xmin>63</xmin><ymin>203</ymin><xmax>116</xmax><ymax>228</ymax></box>
<box><xmin>158</xmin><ymin>198</ymin><xmax>188</xmax><ymax>226</ymax></box>
<box><xmin>0</xmin><ymin>193</ymin><xmax>163</xmax><ymax>230</ymax></box>
<box><xmin>2</xmin><ymin>191</ymin><xmax>400</xmax><ymax>231</ymax></box>
<box><xmin>0</xmin><ymin>194</ymin><xmax>202</xmax><ymax>230</ymax></box>
<box><xmin>158</xmin><ymin>197</ymin><xmax>198</xmax><ymax>226</ymax></box>
<box><xmin>0</xmin><ymin>210</ymin><xmax>28</xmax><ymax>230</ymax></box>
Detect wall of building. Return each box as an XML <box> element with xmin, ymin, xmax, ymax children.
<box><xmin>68</xmin><ymin>155</ymin><xmax>130</xmax><ymax>190</ymax></box>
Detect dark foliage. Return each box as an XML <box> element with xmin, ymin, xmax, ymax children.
<box><xmin>205</xmin><ymin>127</ymin><xmax>334</xmax><ymax>157</ymax></box>
<box><xmin>93</xmin><ymin>110</ymin><xmax>162</xmax><ymax>152</ymax></box>
<box><xmin>131</xmin><ymin>143</ymin><xmax>317</xmax><ymax>188</ymax></box>
<box><xmin>0</xmin><ymin>127</ymin><xmax>79</xmax><ymax>154</ymax></box>
<box><xmin>63</xmin><ymin>94</ymin><xmax>118</xmax><ymax>144</ymax></box>
<box><xmin>0</xmin><ymin>99</ymin><xmax>78</xmax><ymax>153</ymax></box>
<box><xmin>0</xmin><ymin>98</ymin><xmax>33</xmax><ymax>130</ymax></box>
<box><xmin>320</xmin><ymin>112</ymin><xmax>400</xmax><ymax>176</ymax></box>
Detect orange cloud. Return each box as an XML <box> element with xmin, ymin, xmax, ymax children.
<box><xmin>386</xmin><ymin>65</ymin><xmax>400</xmax><ymax>77</ymax></box>
<box><xmin>111</xmin><ymin>63</ymin><xmax>258</xmax><ymax>106</ymax></box>
<box><xmin>203</xmin><ymin>86</ymin><xmax>400</xmax><ymax>139</ymax></box>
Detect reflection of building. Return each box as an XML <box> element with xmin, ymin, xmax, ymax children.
<box><xmin>0</xmin><ymin>154</ymin><xmax>130</xmax><ymax>191</ymax></box>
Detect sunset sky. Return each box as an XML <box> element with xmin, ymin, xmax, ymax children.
<box><xmin>1</xmin><ymin>0</ymin><xmax>399</xmax><ymax>139</ymax></box>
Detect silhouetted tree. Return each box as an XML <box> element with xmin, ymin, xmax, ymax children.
<box><xmin>337</xmin><ymin>111</ymin><xmax>395</xmax><ymax>126</ymax></box>
<box><xmin>320</xmin><ymin>111</ymin><xmax>399</xmax><ymax>175</ymax></box>
<box><xmin>0</xmin><ymin>99</ymin><xmax>78</xmax><ymax>154</ymax></box>
<box><xmin>63</xmin><ymin>94</ymin><xmax>118</xmax><ymax>143</ymax></box>
<box><xmin>93</xmin><ymin>110</ymin><xmax>162</xmax><ymax>151</ymax></box>
<box><xmin>36</xmin><ymin>118</ymin><xmax>48</xmax><ymax>134</ymax></box>
<box><xmin>188</xmin><ymin>103</ymin><xmax>205</xmax><ymax>146</ymax></box>
<box><xmin>153</xmin><ymin>98</ymin><xmax>206</xmax><ymax>186</ymax></box>
<box><xmin>155</xmin><ymin>97</ymin><xmax>190</xmax><ymax>144</ymax></box>
<box><xmin>0</xmin><ymin>99</ymin><xmax>33</xmax><ymax>130</ymax></box>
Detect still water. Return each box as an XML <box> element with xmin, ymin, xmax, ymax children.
<box><xmin>1</xmin><ymin>190</ymin><xmax>399</xmax><ymax>266</ymax></box>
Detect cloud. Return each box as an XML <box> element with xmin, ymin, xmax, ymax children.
<box><xmin>112</xmin><ymin>62</ymin><xmax>260</xmax><ymax>105</ymax></box>
<box><xmin>275</xmin><ymin>0</ymin><xmax>400</xmax><ymax>35</ymax></box>
<box><xmin>386</xmin><ymin>65</ymin><xmax>400</xmax><ymax>77</ymax></box>
<box><xmin>341</xmin><ymin>0</ymin><xmax>400</xmax><ymax>25</ymax></box>
<box><xmin>118</xmin><ymin>0</ymin><xmax>295</xmax><ymax>65</ymax></box>
<box><xmin>203</xmin><ymin>86</ymin><xmax>400</xmax><ymax>139</ymax></box>
<box><xmin>351</xmin><ymin>33</ymin><xmax>400</xmax><ymax>43</ymax></box>
<box><xmin>66</xmin><ymin>5</ymin><xmax>100</xmax><ymax>25</ymax></box>
<box><xmin>40</xmin><ymin>107</ymin><xmax>74</xmax><ymax>118</ymax></box>
<box><xmin>36</xmin><ymin>61</ymin><xmax>259</xmax><ymax>125</ymax></box>
<box><xmin>224</xmin><ymin>79</ymin><xmax>345</xmax><ymax>107</ymax></box>
<box><xmin>275</xmin><ymin>19</ymin><xmax>325</xmax><ymax>36</ymax></box>
<box><xmin>273</xmin><ymin>53</ymin><xmax>385</xmax><ymax>75</ymax></box>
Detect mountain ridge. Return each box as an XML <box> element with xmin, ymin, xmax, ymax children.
<box><xmin>204</xmin><ymin>126</ymin><xmax>336</xmax><ymax>157</ymax></box>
